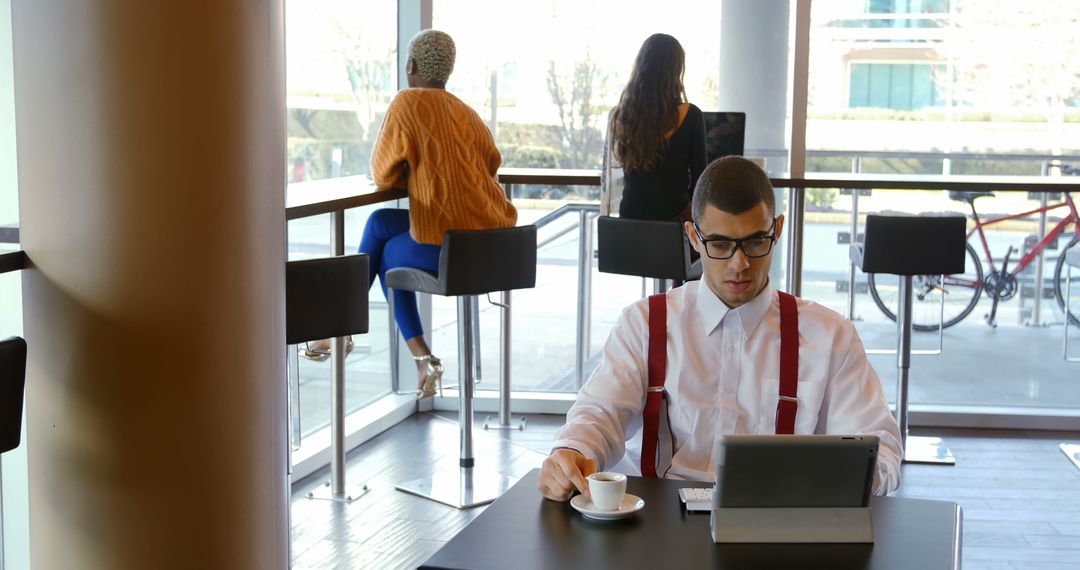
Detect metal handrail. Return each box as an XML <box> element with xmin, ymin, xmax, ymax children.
<box><xmin>533</xmin><ymin>203</ymin><xmax>599</xmax><ymax>230</ymax></box>
<box><xmin>533</xmin><ymin>203</ymin><xmax>601</xmax><ymax>251</ymax></box>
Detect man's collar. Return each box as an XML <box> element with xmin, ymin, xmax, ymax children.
<box><xmin>697</xmin><ymin>280</ymin><xmax>775</xmax><ymax>338</ymax></box>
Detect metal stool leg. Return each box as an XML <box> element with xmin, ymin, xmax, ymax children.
<box><xmin>471</xmin><ymin>296</ymin><xmax>482</xmax><ymax>382</ymax></box>
<box><xmin>396</xmin><ymin>295</ymin><xmax>514</xmax><ymax>508</ymax></box>
<box><xmin>1061</xmin><ymin>262</ymin><xmax>1080</xmax><ymax>471</ymax></box>
<box><xmin>388</xmin><ymin>287</ymin><xmax>401</xmax><ymax>394</ymax></box>
<box><xmin>306</xmin><ymin>335</ymin><xmax>371</xmax><ymax>502</ymax></box>
<box><xmin>459</xmin><ymin>295</ymin><xmax>476</xmax><ymax>468</ymax></box>
<box><xmin>1065</xmin><ymin>264</ymin><xmax>1079</xmax><ymax>362</ymax></box>
<box><xmin>485</xmin><ymin>290</ymin><xmax>527</xmax><ymax>430</ymax></box>
<box><xmin>897</xmin><ymin>275</ymin><xmax>955</xmax><ymax>465</ymax></box>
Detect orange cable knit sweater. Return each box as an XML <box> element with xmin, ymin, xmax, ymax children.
<box><xmin>370</xmin><ymin>88</ymin><xmax>517</xmax><ymax>245</ymax></box>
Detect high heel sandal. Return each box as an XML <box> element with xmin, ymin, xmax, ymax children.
<box><xmin>298</xmin><ymin>336</ymin><xmax>354</xmax><ymax>362</ymax></box>
<box><xmin>414</xmin><ymin>354</ymin><xmax>444</xmax><ymax>399</ymax></box>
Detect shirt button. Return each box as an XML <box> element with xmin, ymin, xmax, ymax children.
<box><xmin>727</xmin><ymin>345</ymin><xmax>735</xmax><ymax>353</ymax></box>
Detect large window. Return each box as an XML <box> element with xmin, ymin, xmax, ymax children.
<box><xmin>806</xmin><ymin>0</ymin><xmax>1080</xmax><ymax>412</ymax></box>
<box><xmin>432</xmin><ymin>1</ymin><xmax>725</xmax><ymax>393</ymax></box>
<box><xmin>285</xmin><ymin>1</ymin><xmax>398</xmax><ymax>439</ymax></box>
<box><xmin>1</xmin><ymin>0</ymin><xmax>29</xmax><ymax>566</ymax></box>
<box><xmin>286</xmin><ymin>1</ymin><xmax>396</xmax><ymax>184</ymax></box>
<box><xmin>435</xmin><ymin>0</ymin><xmax>722</xmax><ymax>181</ymax></box>
<box><xmin>848</xmin><ymin>63</ymin><xmax>944</xmax><ymax>110</ymax></box>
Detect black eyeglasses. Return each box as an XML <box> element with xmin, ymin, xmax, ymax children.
<box><xmin>693</xmin><ymin>218</ymin><xmax>778</xmax><ymax>260</ymax></box>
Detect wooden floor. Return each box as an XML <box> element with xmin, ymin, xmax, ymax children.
<box><xmin>290</xmin><ymin>412</ymin><xmax>1080</xmax><ymax>570</ymax></box>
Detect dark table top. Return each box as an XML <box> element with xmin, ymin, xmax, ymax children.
<box><xmin>422</xmin><ymin>469</ymin><xmax>962</xmax><ymax>570</ymax></box>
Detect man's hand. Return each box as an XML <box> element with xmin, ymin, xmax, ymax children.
<box><xmin>538</xmin><ymin>448</ymin><xmax>598</xmax><ymax>502</ymax></box>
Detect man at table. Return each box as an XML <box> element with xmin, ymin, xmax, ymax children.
<box><xmin>539</xmin><ymin>156</ymin><xmax>902</xmax><ymax>502</ymax></box>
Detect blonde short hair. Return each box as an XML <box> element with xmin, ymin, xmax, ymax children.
<box><xmin>408</xmin><ymin>29</ymin><xmax>456</xmax><ymax>84</ymax></box>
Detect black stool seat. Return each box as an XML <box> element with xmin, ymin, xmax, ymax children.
<box><xmin>947</xmin><ymin>190</ymin><xmax>994</xmax><ymax>205</ymax></box>
<box><xmin>385</xmin><ymin>226</ymin><xmax>537</xmax><ymax>296</ymax></box>
<box><xmin>597</xmin><ymin>216</ymin><xmax>697</xmax><ymax>281</ymax></box>
<box><xmin>286</xmin><ymin>254</ymin><xmax>369</xmax><ymax>344</ymax></box>
<box><xmin>849</xmin><ymin>215</ymin><xmax>967</xmax><ymax>276</ymax></box>
<box><xmin>1</xmin><ymin>336</ymin><xmax>27</xmax><ymax>453</ymax></box>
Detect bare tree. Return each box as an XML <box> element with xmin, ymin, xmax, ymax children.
<box><xmin>290</xmin><ymin>108</ymin><xmax>319</xmax><ymax>138</ymax></box>
<box><xmin>546</xmin><ymin>58</ymin><xmax>608</xmax><ymax>169</ymax></box>
<box><xmin>331</xmin><ymin>19</ymin><xmax>394</xmax><ymax>140</ymax></box>
<box><xmin>946</xmin><ymin>1</ymin><xmax>1079</xmax><ymax>126</ymax></box>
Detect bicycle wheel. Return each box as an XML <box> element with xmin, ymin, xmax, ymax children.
<box><xmin>1053</xmin><ymin>237</ymin><xmax>1080</xmax><ymax>327</ymax></box>
<box><xmin>868</xmin><ymin>242</ymin><xmax>984</xmax><ymax>331</ymax></box>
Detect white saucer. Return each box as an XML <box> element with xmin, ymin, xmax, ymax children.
<box><xmin>570</xmin><ymin>493</ymin><xmax>645</xmax><ymax>521</ymax></box>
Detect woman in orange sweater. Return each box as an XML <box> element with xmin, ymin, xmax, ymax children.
<box><xmin>336</xmin><ymin>30</ymin><xmax>516</xmax><ymax>398</ymax></box>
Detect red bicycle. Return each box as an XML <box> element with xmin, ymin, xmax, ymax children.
<box><xmin>867</xmin><ymin>188</ymin><xmax>1080</xmax><ymax>331</ymax></box>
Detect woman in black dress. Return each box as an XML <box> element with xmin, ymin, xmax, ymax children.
<box><xmin>605</xmin><ymin>33</ymin><xmax>707</xmax><ymax>222</ymax></box>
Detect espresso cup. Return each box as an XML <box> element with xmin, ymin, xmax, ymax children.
<box><xmin>587</xmin><ymin>472</ymin><xmax>627</xmax><ymax>511</ymax></box>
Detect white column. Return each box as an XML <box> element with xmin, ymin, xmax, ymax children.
<box><xmin>14</xmin><ymin>1</ymin><xmax>288</xmax><ymax>568</ymax></box>
<box><xmin>718</xmin><ymin>0</ymin><xmax>793</xmax><ymax>170</ymax></box>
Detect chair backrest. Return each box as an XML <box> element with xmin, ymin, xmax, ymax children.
<box><xmin>1</xmin><ymin>336</ymin><xmax>27</xmax><ymax>453</ymax></box>
<box><xmin>597</xmin><ymin>216</ymin><xmax>691</xmax><ymax>280</ymax></box>
<box><xmin>286</xmin><ymin>254</ymin><xmax>369</xmax><ymax>345</ymax></box>
<box><xmin>861</xmin><ymin>215</ymin><xmax>967</xmax><ymax>276</ymax></box>
<box><xmin>438</xmin><ymin>225</ymin><xmax>538</xmax><ymax>296</ymax></box>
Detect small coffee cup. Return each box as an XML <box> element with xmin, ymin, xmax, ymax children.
<box><xmin>587</xmin><ymin>472</ymin><xmax>627</xmax><ymax>511</ymax></box>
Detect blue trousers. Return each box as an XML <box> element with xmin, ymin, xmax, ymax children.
<box><xmin>359</xmin><ymin>208</ymin><xmax>441</xmax><ymax>341</ymax></box>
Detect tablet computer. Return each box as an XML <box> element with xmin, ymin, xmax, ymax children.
<box><xmin>713</xmin><ymin>434</ymin><xmax>878</xmax><ymax>508</ymax></box>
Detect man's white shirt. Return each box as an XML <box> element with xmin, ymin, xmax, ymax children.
<box><xmin>552</xmin><ymin>280</ymin><xmax>903</xmax><ymax>495</ymax></box>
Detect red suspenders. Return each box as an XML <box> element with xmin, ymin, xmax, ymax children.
<box><xmin>641</xmin><ymin>294</ymin><xmax>668</xmax><ymax>478</ymax></box>
<box><xmin>775</xmin><ymin>291</ymin><xmax>799</xmax><ymax>435</ymax></box>
<box><xmin>641</xmin><ymin>291</ymin><xmax>799</xmax><ymax>477</ymax></box>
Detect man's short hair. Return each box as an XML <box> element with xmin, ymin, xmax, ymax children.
<box><xmin>408</xmin><ymin>30</ymin><xmax>456</xmax><ymax>84</ymax></box>
<box><xmin>691</xmin><ymin>156</ymin><xmax>776</xmax><ymax>220</ymax></box>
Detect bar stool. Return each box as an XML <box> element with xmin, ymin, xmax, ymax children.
<box><xmin>596</xmin><ymin>216</ymin><xmax>700</xmax><ymax>294</ymax></box>
<box><xmin>387</xmin><ymin>225</ymin><xmax>537</xmax><ymax>509</ymax></box>
<box><xmin>1</xmin><ymin>336</ymin><xmax>27</xmax><ymax>454</ymax></box>
<box><xmin>850</xmin><ymin>214</ymin><xmax>966</xmax><ymax>465</ymax></box>
<box><xmin>1064</xmin><ymin>246</ymin><xmax>1080</xmax><ymax>362</ymax></box>
<box><xmin>286</xmin><ymin>253</ymin><xmax>370</xmax><ymax>502</ymax></box>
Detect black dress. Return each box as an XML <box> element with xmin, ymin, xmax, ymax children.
<box><xmin>618</xmin><ymin>104</ymin><xmax>707</xmax><ymax>221</ymax></box>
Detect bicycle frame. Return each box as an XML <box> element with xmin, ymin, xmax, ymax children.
<box><xmin>965</xmin><ymin>191</ymin><xmax>1080</xmax><ymax>280</ymax></box>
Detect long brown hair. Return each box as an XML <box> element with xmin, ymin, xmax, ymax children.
<box><xmin>611</xmin><ymin>33</ymin><xmax>687</xmax><ymax>173</ymax></box>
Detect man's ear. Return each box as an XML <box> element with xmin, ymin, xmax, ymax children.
<box><xmin>405</xmin><ymin>58</ymin><xmax>416</xmax><ymax>75</ymax></box>
<box><xmin>774</xmin><ymin>214</ymin><xmax>785</xmax><ymax>241</ymax></box>
<box><xmin>684</xmin><ymin>221</ymin><xmax>703</xmax><ymax>252</ymax></box>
